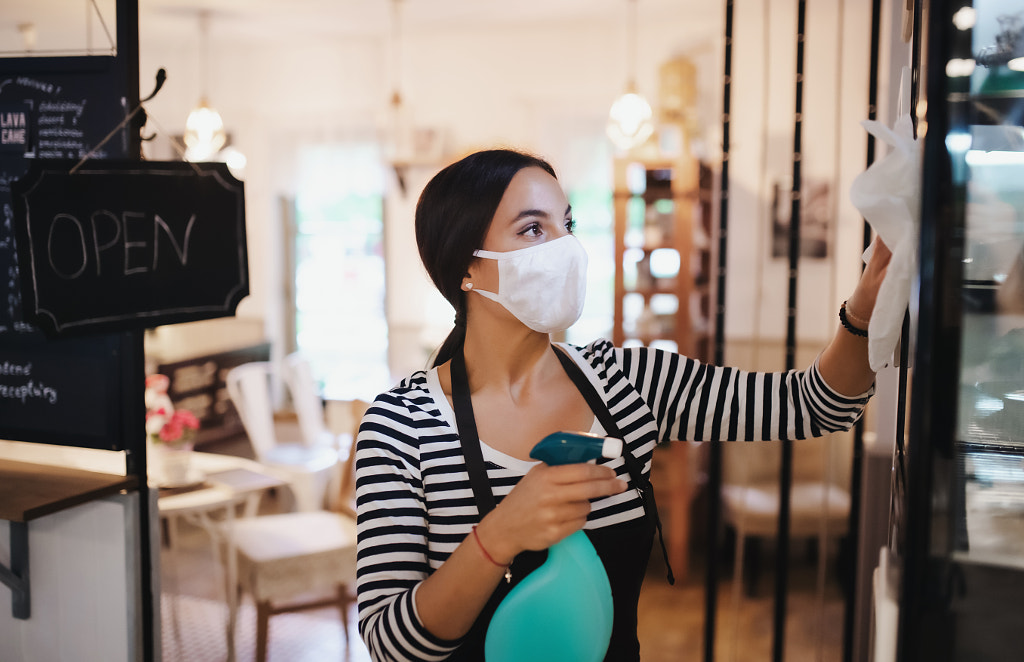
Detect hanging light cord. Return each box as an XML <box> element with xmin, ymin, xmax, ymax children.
<box><xmin>391</xmin><ymin>0</ymin><xmax>404</xmax><ymax>104</ymax></box>
<box><xmin>199</xmin><ymin>11</ymin><xmax>212</xmax><ymax>101</ymax></box>
<box><xmin>627</xmin><ymin>0</ymin><xmax>639</xmax><ymax>89</ymax></box>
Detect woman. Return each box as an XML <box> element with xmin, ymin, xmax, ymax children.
<box><xmin>356</xmin><ymin>149</ymin><xmax>888</xmax><ymax>661</ymax></box>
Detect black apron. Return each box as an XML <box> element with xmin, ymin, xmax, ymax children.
<box><xmin>446</xmin><ymin>345</ymin><xmax>673</xmax><ymax>661</ymax></box>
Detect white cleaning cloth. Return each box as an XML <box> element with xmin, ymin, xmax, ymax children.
<box><xmin>849</xmin><ymin>114</ymin><xmax>921</xmax><ymax>371</ymax></box>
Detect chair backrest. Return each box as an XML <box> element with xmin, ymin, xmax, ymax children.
<box><xmin>336</xmin><ymin>398</ymin><xmax>371</xmax><ymax>517</ymax></box>
<box><xmin>283</xmin><ymin>352</ymin><xmax>329</xmax><ymax>448</ymax></box>
<box><xmin>225</xmin><ymin>362</ymin><xmax>279</xmax><ymax>462</ymax></box>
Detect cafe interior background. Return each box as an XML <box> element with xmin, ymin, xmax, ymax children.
<box><xmin>0</xmin><ymin>0</ymin><xmax>950</xmax><ymax>660</ymax></box>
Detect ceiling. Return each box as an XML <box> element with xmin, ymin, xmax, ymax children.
<box><xmin>4</xmin><ymin>0</ymin><xmax>718</xmax><ymax>52</ymax></box>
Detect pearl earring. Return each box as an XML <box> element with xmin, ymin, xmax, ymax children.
<box><xmin>463</xmin><ymin>282</ymin><xmax>473</xmax><ymax>291</ymax></box>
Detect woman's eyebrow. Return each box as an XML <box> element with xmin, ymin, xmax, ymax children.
<box><xmin>509</xmin><ymin>208</ymin><xmax>550</xmax><ymax>222</ymax></box>
<box><xmin>507</xmin><ymin>204</ymin><xmax>572</xmax><ymax>224</ymax></box>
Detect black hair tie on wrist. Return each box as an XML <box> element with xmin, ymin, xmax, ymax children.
<box><xmin>839</xmin><ymin>301</ymin><xmax>869</xmax><ymax>337</ymax></box>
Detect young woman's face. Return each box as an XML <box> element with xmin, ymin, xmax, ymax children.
<box><xmin>480</xmin><ymin>166</ymin><xmax>574</xmax><ymax>253</ymax></box>
<box><xmin>464</xmin><ymin>166</ymin><xmax>574</xmax><ymax>292</ymax></box>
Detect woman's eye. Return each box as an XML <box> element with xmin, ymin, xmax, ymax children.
<box><xmin>519</xmin><ymin>222</ymin><xmax>542</xmax><ymax>237</ymax></box>
<box><xmin>565</xmin><ymin>218</ymin><xmax>576</xmax><ymax>233</ymax></box>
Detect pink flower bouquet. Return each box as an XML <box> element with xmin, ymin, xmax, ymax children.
<box><xmin>146</xmin><ymin>408</ymin><xmax>200</xmax><ymax>446</ymax></box>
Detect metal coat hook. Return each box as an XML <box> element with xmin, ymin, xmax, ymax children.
<box><xmin>141</xmin><ymin>68</ymin><xmax>167</xmax><ymax>103</ymax></box>
<box><xmin>137</xmin><ymin>68</ymin><xmax>167</xmax><ymax>142</ymax></box>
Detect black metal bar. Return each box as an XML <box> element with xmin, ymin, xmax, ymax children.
<box><xmin>774</xmin><ymin>3</ymin><xmax>806</xmax><ymax>661</ymax></box>
<box><xmin>703</xmin><ymin>2</ymin><xmax>733</xmax><ymax>660</ymax></box>
<box><xmin>0</xmin><ymin>522</ymin><xmax>30</xmax><ymax>619</ymax></box>
<box><xmin>842</xmin><ymin>1</ymin><xmax>882</xmax><ymax>659</ymax></box>
<box><xmin>115</xmin><ymin>2</ymin><xmax>153</xmax><ymax>660</ymax></box>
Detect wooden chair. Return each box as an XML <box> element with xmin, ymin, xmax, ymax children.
<box><xmin>225</xmin><ymin>399</ymin><xmax>369</xmax><ymax>662</ymax></box>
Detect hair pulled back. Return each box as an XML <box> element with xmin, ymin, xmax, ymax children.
<box><xmin>415</xmin><ymin>149</ymin><xmax>556</xmax><ymax>367</ymax></box>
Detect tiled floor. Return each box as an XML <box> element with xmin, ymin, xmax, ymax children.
<box><xmin>159</xmin><ymin>444</ymin><xmax>851</xmax><ymax>661</ymax></box>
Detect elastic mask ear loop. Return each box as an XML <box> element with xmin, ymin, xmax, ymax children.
<box><xmin>469</xmin><ymin>250</ymin><xmax>500</xmax><ymax>300</ymax></box>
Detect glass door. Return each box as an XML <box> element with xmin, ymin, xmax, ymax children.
<box><xmin>899</xmin><ymin>2</ymin><xmax>1024</xmax><ymax>660</ymax></box>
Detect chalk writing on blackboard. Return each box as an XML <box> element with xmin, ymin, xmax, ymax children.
<box><xmin>0</xmin><ymin>57</ymin><xmax>127</xmax><ymax>336</ymax></box>
<box><xmin>0</xmin><ymin>332</ymin><xmax>121</xmax><ymax>448</ymax></box>
<box><xmin>11</xmin><ymin>160</ymin><xmax>248</xmax><ymax>336</ymax></box>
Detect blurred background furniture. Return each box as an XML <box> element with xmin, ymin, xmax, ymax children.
<box><xmin>721</xmin><ymin>435</ymin><xmax>851</xmax><ymax>598</ymax></box>
<box><xmin>650</xmin><ymin>441</ymin><xmax>700</xmax><ymax>582</ymax></box>
<box><xmin>228</xmin><ymin>510</ymin><xmax>357</xmax><ymax>662</ymax></box>
<box><xmin>145</xmin><ymin>318</ymin><xmax>271</xmax><ymax>449</ymax></box>
<box><xmin>223</xmin><ymin>414</ymin><xmax>364</xmax><ymax>662</ymax></box>
<box><xmin>283</xmin><ymin>352</ymin><xmax>340</xmax><ymax>450</ymax></box>
<box><xmin>157</xmin><ymin>453</ymin><xmax>287</xmax><ymax>662</ymax></box>
<box><xmin>225</xmin><ymin>362</ymin><xmax>339</xmax><ymax>512</ymax></box>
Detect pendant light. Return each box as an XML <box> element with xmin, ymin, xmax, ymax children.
<box><xmin>184</xmin><ymin>11</ymin><xmax>227</xmax><ymax>162</ymax></box>
<box><xmin>607</xmin><ymin>0</ymin><xmax>654</xmax><ymax>150</ymax></box>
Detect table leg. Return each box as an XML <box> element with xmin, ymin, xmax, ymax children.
<box><xmin>224</xmin><ymin>506</ymin><xmax>239</xmax><ymax>662</ymax></box>
<box><xmin>193</xmin><ymin>505</ymin><xmax>238</xmax><ymax>662</ymax></box>
<box><xmin>165</xmin><ymin>515</ymin><xmax>184</xmax><ymax>653</ymax></box>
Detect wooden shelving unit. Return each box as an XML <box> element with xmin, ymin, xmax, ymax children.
<box><xmin>612</xmin><ymin>156</ymin><xmax>714</xmax><ymax>361</ymax></box>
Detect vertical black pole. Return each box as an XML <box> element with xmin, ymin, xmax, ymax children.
<box><xmin>843</xmin><ymin>1</ymin><xmax>882</xmax><ymax>659</ymax></box>
<box><xmin>115</xmin><ymin>2</ymin><xmax>152</xmax><ymax>660</ymax></box>
<box><xmin>774</xmin><ymin>2</ymin><xmax>805</xmax><ymax>661</ymax></box>
<box><xmin>703</xmin><ymin>2</ymin><xmax>733</xmax><ymax>660</ymax></box>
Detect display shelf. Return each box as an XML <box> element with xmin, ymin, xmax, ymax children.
<box><xmin>612</xmin><ymin>158</ymin><xmax>714</xmax><ymax>360</ymax></box>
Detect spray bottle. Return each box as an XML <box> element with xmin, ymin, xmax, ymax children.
<box><xmin>484</xmin><ymin>431</ymin><xmax>622</xmax><ymax>662</ymax></box>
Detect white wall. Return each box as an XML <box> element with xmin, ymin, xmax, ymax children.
<box><xmin>136</xmin><ymin>1</ymin><xmax>880</xmax><ymax>379</ymax></box>
<box><xmin>726</xmin><ymin>0</ymin><xmax>874</xmax><ymax>356</ymax></box>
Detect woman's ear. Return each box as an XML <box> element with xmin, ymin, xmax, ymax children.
<box><xmin>465</xmin><ymin>257</ymin><xmax>497</xmax><ymax>293</ymax></box>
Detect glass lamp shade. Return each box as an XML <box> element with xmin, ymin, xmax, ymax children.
<box><xmin>606</xmin><ymin>90</ymin><xmax>655</xmax><ymax>150</ymax></box>
<box><xmin>184</xmin><ymin>99</ymin><xmax>227</xmax><ymax>161</ymax></box>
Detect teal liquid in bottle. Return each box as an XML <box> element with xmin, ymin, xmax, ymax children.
<box><xmin>484</xmin><ymin>432</ymin><xmax>621</xmax><ymax>662</ymax></box>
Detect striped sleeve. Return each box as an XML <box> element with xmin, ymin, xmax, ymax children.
<box><xmin>608</xmin><ymin>342</ymin><xmax>872</xmax><ymax>442</ymax></box>
<box><xmin>355</xmin><ymin>382</ymin><xmax>461</xmax><ymax>661</ymax></box>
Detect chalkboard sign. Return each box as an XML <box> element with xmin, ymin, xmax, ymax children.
<box><xmin>0</xmin><ymin>331</ymin><xmax>130</xmax><ymax>449</ymax></box>
<box><xmin>10</xmin><ymin>160</ymin><xmax>248</xmax><ymax>335</ymax></box>
<box><xmin>1</xmin><ymin>56</ymin><xmax>129</xmax><ymax>337</ymax></box>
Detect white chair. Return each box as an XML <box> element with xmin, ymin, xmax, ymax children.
<box><xmin>721</xmin><ymin>436</ymin><xmax>851</xmax><ymax>597</ymax></box>
<box><xmin>224</xmin><ymin>406</ymin><xmax>365</xmax><ymax>662</ymax></box>
<box><xmin>282</xmin><ymin>352</ymin><xmax>339</xmax><ymax>450</ymax></box>
<box><xmin>225</xmin><ymin>362</ymin><xmax>339</xmax><ymax>512</ymax></box>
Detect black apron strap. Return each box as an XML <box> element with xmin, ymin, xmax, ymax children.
<box><xmin>552</xmin><ymin>345</ymin><xmax>675</xmax><ymax>585</ymax></box>
<box><xmin>450</xmin><ymin>347</ymin><xmax>497</xmax><ymax>516</ymax></box>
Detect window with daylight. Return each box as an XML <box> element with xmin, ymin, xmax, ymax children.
<box><xmin>293</xmin><ymin>143</ymin><xmax>391</xmax><ymax>401</ymax></box>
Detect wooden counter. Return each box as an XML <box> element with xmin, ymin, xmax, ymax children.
<box><xmin>0</xmin><ymin>459</ymin><xmax>138</xmax><ymax>523</ymax></box>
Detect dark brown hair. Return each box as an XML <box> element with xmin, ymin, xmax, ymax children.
<box><xmin>415</xmin><ymin>149</ymin><xmax>556</xmax><ymax>366</ymax></box>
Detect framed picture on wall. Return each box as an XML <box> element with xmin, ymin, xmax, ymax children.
<box><xmin>770</xmin><ymin>177</ymin><xmax>831</xmax><ymax>259</ymax></box>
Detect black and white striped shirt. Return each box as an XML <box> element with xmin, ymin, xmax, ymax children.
<box><xmin>355</xmin><ymin>339</ymin><xmax>871</xmax><ymax>661</ymax></box>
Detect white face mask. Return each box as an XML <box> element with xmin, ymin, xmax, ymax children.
<box><xmin>471</xmin><ymin>234</ymin><xmax>588</xmax><ymax>334</ymax></box>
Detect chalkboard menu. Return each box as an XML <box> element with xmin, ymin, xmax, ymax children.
<box><xmin>0</xmin><ymin>56</ymin><xmax>134</xmax><ymax>449</ymax></box>
<box><xmin>1</xmin><ymin>56</ymin><xmax>129</xmax><ymax>336</ymax></box>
